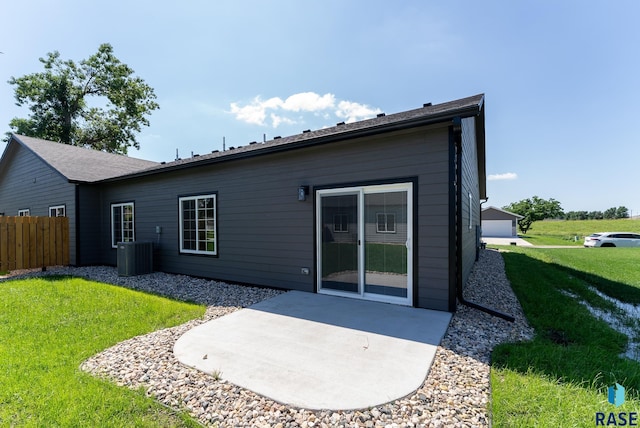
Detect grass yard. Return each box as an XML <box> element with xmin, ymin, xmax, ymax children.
<box><xmin>520</xmin><ymin>218</ymin><xmax>640</xmax><ymax>246</ymax></box>
<box><xmin>492</xmin><ymin>247</ymin><xmax>640</xmax><ymax>426</ymax></box>
<box><xmin>322</xmin><ymin>242</ymin><xmax>407</xmax><ymax>275</ymax></box>
<box><xmin>0</xmin><ymin>276</ymin><xmax>205</xmax><ymax>427</ymax></box>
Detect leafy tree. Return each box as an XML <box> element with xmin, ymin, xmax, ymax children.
<box><xmin>503</xmin><ymin>196</ymin><xmax>564</xmax><ymax>234</ymax></box>
<box><xmin>616</xmin><ymin>206</ymin><xmax>629</xmax><ymax>219</ymax></box>
<box><xmin>7</xmin><ymin>43</ymin><xmax>159</xmax><ymax>154</ymax></box>
<box><xmin>604</xmin><ymin>207</ymin><xmax>617</xmax><ymax>219</ymax></box>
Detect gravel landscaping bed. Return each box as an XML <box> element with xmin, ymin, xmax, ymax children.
<box><xmin>6</xmin><ymin>249</ymin><xmax>533</xmax><ymax>427</ymax></box>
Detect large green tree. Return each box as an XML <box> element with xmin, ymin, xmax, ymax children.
<box><xmin>503</xmin><ymin>196</ymin><xmax>564</xmax><ymax>234</ymax></box>
<box><xmin>7</xmin><ymin>43</ymin><xmax>159</xmax><ymax>154</ymax></box>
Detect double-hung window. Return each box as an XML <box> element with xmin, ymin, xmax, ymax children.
<box><xmin>49</xmin><ymin>205</ymin><xmax>66</xmax><ymax>217</ymax></box>
<box><xmin>18</xmin><ymin>209</ymin><xmax>30</xmax><ymax>216</ymax></box>
<box><xmin>376</xmin><ymin>213</ymin><xmax>396</xmax><ymax>233</ymax></box>
<box><xmin>111</xmin><ymin>202</ymin><xmax>135</xmax><ymax>248</ymax></box>
<box><xmin>333</xmin><ymin>213</ymin><xmax>349</xmax><ymax>233</ymax></box>
<box><xmin>179</xmin><ymin>194</ymin><xmax>217</xmax><ymax>255</ymax></box>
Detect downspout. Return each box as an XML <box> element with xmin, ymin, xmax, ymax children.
<box><xmin>452</xmin><ymin>117</ymin><xmax>515</xmax><ymax>322</ymax></box>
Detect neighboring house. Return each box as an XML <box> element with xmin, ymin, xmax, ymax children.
<box><xmin>0</xmin><ymin>94</ymin><xmax>486</xmax><ymax>312</ymax></box>
<box><xmin>0</xmin><ymin>135</ymin><xmax>158</xmax><ymax>265</ymax></box>
<box><xmin>481</xmin><ymin>206</ymin><xmax>523</xmax><ymax>237</ymax></box>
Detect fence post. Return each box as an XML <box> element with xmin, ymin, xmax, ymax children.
<box><xmin>0</xmin><ymin>217</ymin><xmax>7</xmax><ymax>272</ymax></box>
<box><xmin>29</xmin><ymin>217</ymin><xmax>37</xmax><ymax>269</ymax></box>
<box><xmin>15</xmin><ymin>216</ymin><xmax>24</xmax><ymax>269</ymax></box>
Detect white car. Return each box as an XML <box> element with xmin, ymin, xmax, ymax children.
<box><xmin>583</xmin><ymin>232</ymin><xmax>640</xmax><ymax>247</ymax></box>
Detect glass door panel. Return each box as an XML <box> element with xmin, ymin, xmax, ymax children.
<box><xmin>364</xmin><ymin>191</ymin><xmax>408</xmax><ymax>298</ymax></box>
<box><xmin>317</xmin><ymin>183</ymin><xmax>412</xmax><ymax>305</ymax></box>
<box><xmin>319</xmin><ymin>193</ymin><xmax>359</xmax><ymax>293</ymax></box>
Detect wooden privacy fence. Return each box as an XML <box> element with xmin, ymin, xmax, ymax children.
<box><xmin>0</xmin><ymin>216</ymin><xmax>69</xmax><ymax>272</ymax></box>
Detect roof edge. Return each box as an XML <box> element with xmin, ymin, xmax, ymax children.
<box><xmin>7</xmin><ymin>134</ymin><xmax>72</xmax><ymax>182</ymax></box>
<box><xmin>102</xmin><ymin>94</ymin><xmax>485</xmax><ymax>183</ymax></box>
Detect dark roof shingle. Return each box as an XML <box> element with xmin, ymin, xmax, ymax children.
<box><xmin>127</xmin><ymin>93</ymin><xmax>485</xmax><ymax>179</ymax></box>
<box><xmin>10</xmin><ymin>135</ymin><xmax>159</xmax><ymax>182</ymax></box>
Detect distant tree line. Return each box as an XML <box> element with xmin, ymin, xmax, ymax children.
<box><xmin>502</xmin><ymin>197</ymin><xmax>631</xmax><ymax>234</ymax></box>
<box><xmin>564</xmin><ymin>206</ymin><xmax>629</xmax><ymax>220</ymax></box>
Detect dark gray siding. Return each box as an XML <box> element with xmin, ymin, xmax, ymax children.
<box><xmin>460</xmin><ymin>117</ymin><xmax>481</xmax><ymax>288</ymax></box>
<box><xmin>76</xmin><ymin>184</ymin><xmax>103</xmax><ymax>265</ymax></box>
<box><xmin>96</xmin><ymin>124</ymin><xmax>452</xmax><ymax>311</ymax></box>
<box><xmin>0</xmin><ymin>143</ymin><xmax>78</xmax><ymax>264</ymax></box>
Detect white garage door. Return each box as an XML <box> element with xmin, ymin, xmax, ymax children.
<box><xmin>482</xmin><ymin>220</ymin><xmax>513</xmax><ymax>237</ymax></box>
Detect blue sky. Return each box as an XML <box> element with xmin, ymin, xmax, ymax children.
<box><xmin>2</xmin><ymin>1</ymin><xmax>638</xmax><ymax>213</ymax></box>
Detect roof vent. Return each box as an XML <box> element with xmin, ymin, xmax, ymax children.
<box><xmin>211</xmin><ymin>150</ymin><xmax>219</xmax><ymax>153</ymax></box>
<box><xmin>274</xmin><ymin>136</ymin><xmax>281</xmax><ymax>139</ymax></box>
<box><xmin>249</xmin><ymin>141</ymin><xmax>257</xmax><ymax>145</ymax></box>
<box><xmin>302</xmin><ymin>129</ymin><xmax>311</xmax><ymax>133</ymax></box>
<box><xmin>229</xmin><ymin>146</ymin><xmax>235</xmax><ymax>150</ymax></box>
<box><xmin>193</xmin><ymin>154</ymin><xmax>200</xmax><ymax>157</ymax></box>
<box><xmin>161</xmin><ymin>161</ymin><xmax>166</xmax><ymax>165</ymax></box>
<box><xmin>336</xmin><ymin>121</ymin><xmax>345</xmax><ymax>126</ymax></box>
<box><xmin>423</xmin><ymin>102</ymin><xmax>432</xmax><ymax>107</ymax></box>
<box><xmin>377</xmin><ymin>113</ymin><xmax>386</xmax><ymax>117</ymax></box>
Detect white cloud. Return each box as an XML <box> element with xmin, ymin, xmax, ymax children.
<box><xmin>281</xmin><ymin>92</ymin><xmax>335</xmax><ymax>112</ymax></box>
<box><xmin>270</xmin><ymin>113</ymin><xmax>295</xmax><ymax>128</ymax></box>
<box><xmin>229</xmin><ymin>99</ymin><xmax>270</xmax><ymax>126</ymax></box>
<box><xmin>488</xmin><ymin>172</ymin><xmax>518</xmax><ymax>181</ymax></box>
<box><xmin>229</xmin><ymin>92</ymin><xmax>381</xmax><ymax>128</ymax></box>
<box><xmin>336</xmin><ymin>100</ymin><xmax>382</xmax><ymax>123</ymax></box>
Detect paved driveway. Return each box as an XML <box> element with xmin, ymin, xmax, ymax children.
<box><xmin>174</xmin><ymin>291</ymin><xmax>451</xmax><ymax>410</ymax></box>
<box><xmin>482</xmin><ymin>236</ymin><xmax>534</xmax><ymax>246</ymax></box>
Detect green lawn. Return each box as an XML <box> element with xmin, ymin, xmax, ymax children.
<box><xmin>0</xmin><ymin>276</ymin><xmax>205</xmax><ymax>427</ymax></box>
<box><xmin>322</xmin><ymin>242</ymin><xmax>407</xmax><ymax>276</ymax></box>
<box><xmin>492</xmin><ymin>247</ymin><xmax>640</xmax><ymax>426</ymax></box>
<box><xmin>520</xmin><ymin>218</ymin><xmax>640</xmax><ymax>246</ymax></box>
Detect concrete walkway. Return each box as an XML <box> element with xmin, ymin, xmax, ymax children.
<box><xmin>174</xmin><ymin>291</ymin><xmax>452</xmax><ymax>410</ymax></box>
<box><xmin>482</xmin><ymin>236</ymin><xmax>534</xmax><ymax>246</ymax></box>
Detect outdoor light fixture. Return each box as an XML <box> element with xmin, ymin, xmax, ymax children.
<box><xmin>298</xmin><ymin>185</ymin><xmax>310</xmax><ymax>201</ymax></box>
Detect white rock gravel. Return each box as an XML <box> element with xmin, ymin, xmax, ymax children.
<box><xmin>4</xmin><ymin>249</ymin><xmax>533</xmax><ymax>427</ymax></box>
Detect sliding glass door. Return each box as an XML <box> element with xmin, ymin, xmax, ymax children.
<box><xmin>317</xmin><ymin>183</ymin><xmax>412</xmax><ymax>305</ymax></box>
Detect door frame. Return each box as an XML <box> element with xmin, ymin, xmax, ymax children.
<box><xmin>315</xmin><ymin>182</ymin><xmax>414</xmax><ymax>306</ymax></box>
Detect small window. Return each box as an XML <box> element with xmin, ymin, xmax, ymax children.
<box><xmin>111</xmin><ymin>202</ymin><xmax>135</xmax><ymax>248</ymax></box>
<box><xmin>376</xmin><ymin>213</ymin><xmax>396</xmax><ymax>233</ymax></box>
<box><xmin>49</xmin><ymin>205</ymin><xmax>66</xmax><ymax>217</ymax></box>
<box><xmin>333</xmin><ymin>214</ymin><xmax>349</xmax><ymax>233</ymax></box>
<box><xmin>179</xmin><ymin>194</ymin><xmax>217</xmax><ymax>255</ymax></box>
<box><xmin>18</xmin><ymin>209</ymin><xmax>30</xmax><ymax>216</ymax></box>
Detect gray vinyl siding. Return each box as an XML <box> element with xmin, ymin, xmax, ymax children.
<box><xmin>0</xmin><ymin>143</ymin><xmax>78</xmax><ymax>265</ymax></box>
<box><xmin>460</xmin><ymin>117</ymin><xmax>481</xmax><ymax>288</ymax></box>
<box><xmin>96</xmin><ymin>124</ymin><xmax>453</xmax><ymax>311</ymax></box>
<box><xmin>76</xmin><ymin>184</ymin><xmax>103</xmax><ymax>265</ymax></box>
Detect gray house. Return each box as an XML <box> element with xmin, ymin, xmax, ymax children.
<box><xmin>481</xmin><ymin>206</ymin><xmax>523</xmax><ymax>237</ymax></box>
<box><xmin>0</xmin><ymin>94</ymin><xmax>487</xmax><ymax>312</ymax></box>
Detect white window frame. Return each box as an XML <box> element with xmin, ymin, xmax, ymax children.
<box><xmin>179</xmin><ymin>194</ymin><xmax>217</xmax><ymax>255</ymax></box>
<box><xmin>376</xmin><ymin>212</ymin><xmax>397</xmax><ymax>233</ymax></box>
<box><xmin>49</xmin><ymin>205</ymin><xmax>66</xmax><ymax>217</ymax></box>
<box><xmin>333</xmin><ymin>213</ymin><xmax>349</xmax><ymax>233</ymax></box>
<box><xmin>111</xmin><ymin>202</ymin><xmax>135</xmax><ymax>248</ymax></box>
<box><xmin>18</xmin><ymin>209</ymin><xmax>30</xmax><ymax>216</ymax></box>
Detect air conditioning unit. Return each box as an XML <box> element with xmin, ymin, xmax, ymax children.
<box><xmin>117</xmin><ymin>241</ymin><xmax>154</xmax><ymax>276</ymax></box>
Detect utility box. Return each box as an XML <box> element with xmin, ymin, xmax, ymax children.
<box><xmin>117</xmin><ymin>241</ymin><xmax>154</xmax><ymax>276</ymax></box>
